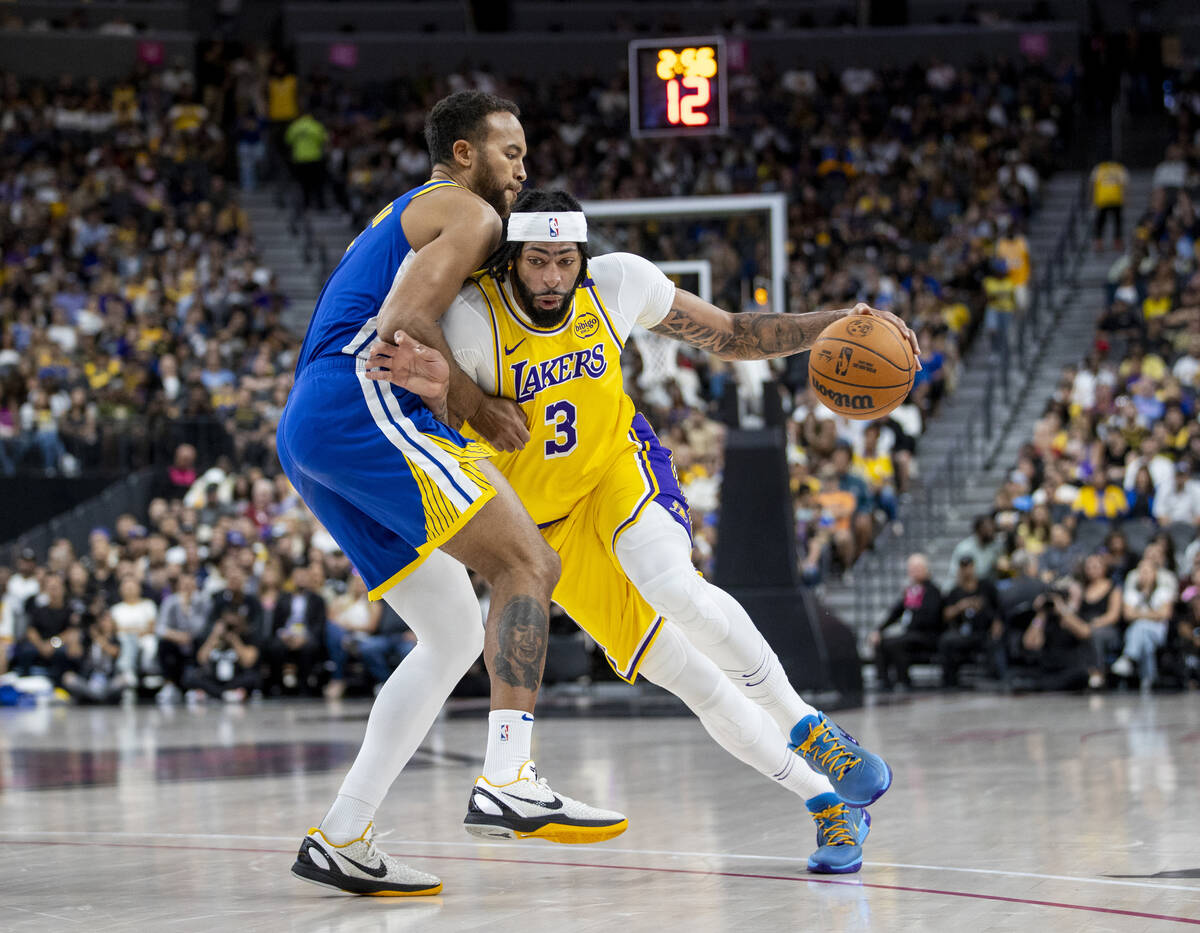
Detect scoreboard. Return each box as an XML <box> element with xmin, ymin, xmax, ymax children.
<box><xmin>628</xmin><ymin>36</ymin><xmax>728</xmax><ymax>139</ymax></box>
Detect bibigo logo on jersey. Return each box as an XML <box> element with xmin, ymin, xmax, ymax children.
<box><xmin>574</xmin><ymin>312</ymin><xmax>600</xmax><ymax>338</ymax></box>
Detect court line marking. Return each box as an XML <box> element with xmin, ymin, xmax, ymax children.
<box><xmin>3</xmin><ymin>830</ymin><xmax>1199</xmax><ymax>894</ymax></box>
<box><xmin>4</xmin><ymin>837</ymin><xmax>1199</xmax><ymax>926</ymax></box>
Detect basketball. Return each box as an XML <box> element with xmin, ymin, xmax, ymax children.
<box><xmin>808</xmin><ymin>315</ymin><xmax>915</xmax><ymax>419</ymax></box>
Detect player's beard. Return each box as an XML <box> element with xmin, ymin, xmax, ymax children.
<box><xmin>513</xmin><ymin>272</ymin><xmax>576</xmax><ymax>328</ymax></box>
<box><xmin>476</xmin><ymin>163</ymin><xmax>516</xmax><ymax>218</ymax></box>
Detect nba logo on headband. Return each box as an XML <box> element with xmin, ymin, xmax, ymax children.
<box><xmin>548</xmin><ymin>217</ymin><xmax>559</xmax><ymax>238</ymax></box>
<box><xmin>507</xmin><ymin>211</ymin><xmax>587</xmax><ymax>242</ymax></box>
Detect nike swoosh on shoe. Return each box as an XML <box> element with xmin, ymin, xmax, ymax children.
<box><xmin>332</xmin><ymin>849</ymin><xmax>389</xmax><ymax>878</ymax></box>
<box><xmin>503</xmin><ymin>792</ymin><xmax>564</xmax><ymax>810</ymax></box>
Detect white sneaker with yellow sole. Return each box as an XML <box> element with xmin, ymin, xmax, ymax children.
<box><xmin>463</xmin><ymin>760</ymin><xmax>628</xmax><ymax>844</ymax></box>
<box><xmin>291</xmin><ymin>824</ymin><xmax>442</xmax><ymax>896</ymax></box>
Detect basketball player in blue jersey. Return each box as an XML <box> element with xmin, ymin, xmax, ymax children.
<box><xmin>367</xmin><ymin>189</ymin><xmax>920</xmax><ymax>874</ymax></box>
<box><xmin>281</xmin><ymin>97</ymin><xmax>627</xmax><ymax>898</ymax></box>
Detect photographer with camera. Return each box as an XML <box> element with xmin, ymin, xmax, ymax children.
<box><xmin>938</xmin><ymin>556</ymin><xmax>1003</xmax><ymax>687</ymax></box>
<box><xmin>183</xmin><ymin>607</ymin><xmax>262</xmax><ymax>703</ymax></box>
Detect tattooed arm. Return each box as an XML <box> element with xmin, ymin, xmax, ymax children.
<box><xmin>648</xmin><ymin>289</ymin><xmax>921</xmax><ymax>363</ymax></box>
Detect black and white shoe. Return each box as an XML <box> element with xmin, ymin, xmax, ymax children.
<box><xmin>291</xmin><ymin>824</ymin><xmax>442</xmax><ymax>896</ymax></box>
<box><xmin>464</xmin><ymin>760</ymin><xmax>628</xmax><ymax>845</ymax></box>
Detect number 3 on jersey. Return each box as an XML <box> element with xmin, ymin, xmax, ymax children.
<box><xmin>544</xmin><ymin>400</ymin><xmax>577</xmax><ymax>458</ymax></box>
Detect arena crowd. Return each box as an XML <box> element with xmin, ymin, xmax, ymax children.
<box><xmin>881</xmin><ymin>134</ymin><xmax>1200</xmax><ymax>693</ymax></box>
<box><xmin>0</xmin><ymin>46</ymin><xmax>1074</xmax><ymax>701</ymax></box>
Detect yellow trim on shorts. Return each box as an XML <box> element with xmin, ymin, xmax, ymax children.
<box><xmin>367</xmin><ymin>479</ymin><xmax>496</xmax><ymax>601</ymax></box>
<box><xmin>606</xmin><ymin>615</ymin><xmax>666</xmax><ymax>684</ymax></box>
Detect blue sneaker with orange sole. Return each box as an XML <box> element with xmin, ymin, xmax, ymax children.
<box><xmin>789</xmin><ymin>712</ymin><xmax>892</xmax><ymax>807</ymax></box>
<box><xmin>805</xmin><ymin>792</ymin><xmax>870</xmax><ymax>874</ymax></box>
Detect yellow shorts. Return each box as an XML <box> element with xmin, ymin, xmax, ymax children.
<box><xmin>540</xmin><ymin>417</ymin><xmax>692</xmax><ymax>682</ymax></box>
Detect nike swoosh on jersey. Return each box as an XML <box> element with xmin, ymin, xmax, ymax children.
<box><xmin>504</xmin><ymin>339</ymin><xmax>527</xmax><ymax>355</ymax></box>
<box><xmin>328</xmin><ymin>846</ymin><xmax>390</xmax><ymax>878</ymax></box>
<box><xmin>503</xmin><ymin>792</ymin><xmax>564</xmax><ymax>810</ymax></box>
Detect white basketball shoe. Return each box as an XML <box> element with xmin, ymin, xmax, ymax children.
<box><xmin>291</xmin><ymin>824</ymin><xmax>442</xmax><ymax>896</ymax></box>
<box><xmin>464</xmin><ymin>760</ymin><xmax>628</xmax><ymax>844</ymax></box>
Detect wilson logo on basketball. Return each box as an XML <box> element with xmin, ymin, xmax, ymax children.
<box><xmin>574</xmin><ymin>312</ymin><xmax>600</xmax><ymax>338</ymax></box>
<box><xmin>811</xmin><ymin>374</ymin><xmax>874</xmax><ymax>411</ymax></box>
<box><xmin>845</xmin><ymin>319</ymin><xmax>874</xmax><ymax>337</ymax></box>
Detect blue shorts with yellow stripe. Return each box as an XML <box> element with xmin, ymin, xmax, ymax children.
<box><xmin>277</xmin><ymin>355</ymin><xmax>496</xmax><ymax>599</ymax></box>
<box><xmin>541</xmin><ymin>413</ymin><xmax>692</xmax><ymax>682</ymax></box>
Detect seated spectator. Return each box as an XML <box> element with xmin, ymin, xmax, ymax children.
<box><xmin>1153</xmin><ymin>460</ymin><xmax>1200</xmax><ymax>526</ymax></box>
<box><xmin>60</xmin><ymin>610</ymin><xmax>132</xmax><ymax>704</ymax></box>
<box><xmin>184</xmin><ymin>606</ymin><xmax>262</xmax><ymax>703</ymax></box>
<box><xmin>853</xmin><ymin>423</ymin><xmax>897</xmax><ymax>522</ymax></box>
<box><xmin>324</xmin><ymin>575</ymin><xmax>415</xmax><ymax>699</ymax></box>
<box><xmin>1176</xmin><ymin>589</ymin><xmax>1200</xmax><ymax>689</ymax></box>
<box><xmin>12</xmin><ymin>574</ymin><xmax>78</xmax><ymax>681</ymax></box>
<box><xmin>1112</xmin><ymin>559</ymin><xmax>1176</xmax><ymax>688</ymax></box>
<box><xmin>949</xmin><ymin>515</ymin><xmax>1005</xmax><ymax>582</ymax></box>
<box><xmin>154</xmin><ymin>573</ymin><xmax>209</xmax><ymax>703</ymax></box>
<box><xmin>938</xmin><ymin>556</ymin><xmax>1003</xmax><ymax>686</ymax></box>
<box><xmin>1055</xmin><ymin>554</ymin><xmax>1123</xmax><ymax>689</ymax></box>
<box><xmin>1040</xmin><ymin>524</ymin><xmax>1084</xmax><ymax>584</ymax></box>
<box><xmin>871</xmin><ymin>553</ymin><xmax>943</xmax><ymax>690</ymax></box>
<box><xmin>1071</xmin><ymin>468</ymin><xmax>1128</xmax><ymax>520</ymax></box>
<box><xmin>1123</xmin><ymin>465</ymin><xmax>1157</xmax><ymax>519</ymax></box>
<box><xmin>1017</xmin><ymin>589</ymin><xmax>1091</xmax><ymax>691</ymax></box>
<box><xmin>109</xmin><ymin>576</ymin><xmax>159</xmax><ymax>689</ymax></box>
<box><xmin>266</xmin><ymin>565</ymin><xmax>327</xmax><ymax>695</ymax></box>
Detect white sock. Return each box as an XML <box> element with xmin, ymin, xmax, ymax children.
<box><xmin>483</xmin><ymin>709</ymin><xmax>534</xmax><ymax>785</ymax></box>
<box><xmin>331</xmin><ymin>551</ymin><xmax>485</xmax><ymax>812</ymax></box>
<box><xmin>319</xmin><ymin>794</ymin><xmax>376</xmax><ymax>845</ymax></box>
<box><xmin>639</xmin><ymin>623</ymin><xmax>834</xmax><ymax>801</ymax></box>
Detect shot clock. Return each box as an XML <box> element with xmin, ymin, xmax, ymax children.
<box><xmin>628</xmin><ymin>36</ymin><xmax>728</xmax><ymax>138</ymax></box>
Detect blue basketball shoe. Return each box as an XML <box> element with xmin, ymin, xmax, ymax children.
<box><xmin>805</xmin><ymin>792</ymin><xmax>870</xmax><ymax>874</ymax></box>
<box><xmin>789</xmin><ymin>712</ymin><xmax>892</xmax><ymax>807</ymax></box>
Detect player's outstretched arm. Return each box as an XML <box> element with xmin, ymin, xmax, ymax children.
<box><xmin>649</xmin><ymin>289</ymin><xmax>921</xmax><ymax>366</ymax></box>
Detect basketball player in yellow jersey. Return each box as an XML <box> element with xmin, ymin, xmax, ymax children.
<box><xmin>368</xmin><ymin>190</ymin><xmax>919</xmax><ymax>873</ymax></box>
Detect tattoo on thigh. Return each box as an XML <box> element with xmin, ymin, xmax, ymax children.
<box><xmin>491</xmin><ymin>596</ymin><xmax>547</xmax><ymax>691</ymax></box>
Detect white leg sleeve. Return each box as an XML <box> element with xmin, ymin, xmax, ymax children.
<box><xmin>335</xmin><ymin>550</ymin><xmax>485</xmax><ymax>808</ymax></box>
<box><xmin>615</xmin><ymin>503</ymin><xmax>818</xmax><ymax>733</ymax></box>
<box><xmin>639</xmin><ymin>622</ymin><xmax>834</xmax><ymax>801</ymax></box>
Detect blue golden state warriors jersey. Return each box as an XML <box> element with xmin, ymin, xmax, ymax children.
<box><xmin>294</xmin><ymin>180</ymin><xmax>461</xmax><ymax>373</ymax></box>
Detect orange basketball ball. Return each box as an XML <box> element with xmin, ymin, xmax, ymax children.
<box><xmin>808</xmin><ymin>315</ymin><xmax>915</xmax><ymax>419</ymax></box>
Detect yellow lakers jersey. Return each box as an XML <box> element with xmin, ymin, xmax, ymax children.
<box><xmin>462</xmin><ymin>271</ymin><xmax>639</xmax><ymax>526</ymax></box>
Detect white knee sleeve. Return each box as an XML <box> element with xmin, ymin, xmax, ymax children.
<box><xmin>616</xmin><ymin>504</ymin><xmax>729</xmax><ymax>645</ymax></box>
<box><xmin>639</xmin><ymin>624</ymin><xmax>762</xmax><ymax>753</ymax></box>
<box><xmin>383</xmin><ymin>549</ymin><xmax>484</xmax><ymax>672</ymax></box>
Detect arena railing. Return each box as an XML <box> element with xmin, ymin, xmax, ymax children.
<box><xmin>3</xmin><ymin>468</ymin><xmax>157</xmax><ymax>565</ymax></box>
<box><xmin>849</xmin><ymin>174</ymin><xmax>1091</xmax><ymax>633</ymax></box>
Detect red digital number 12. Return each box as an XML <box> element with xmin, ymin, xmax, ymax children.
<box><xmin>665</xmin><ymin>76</ymin><xmax>711</xmax><ymax>126</ymax></box>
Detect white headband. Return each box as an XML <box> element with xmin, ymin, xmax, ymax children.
<box><xmin>506</xmin><ymin>211</ymin><xmax>587</xmax><ymax>243</ymax></box>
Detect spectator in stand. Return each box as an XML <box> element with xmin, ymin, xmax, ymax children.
<box><xmin>1113</xmin><ymin>558</ymin><xmax>1176</xmax><ymax>689</ymax></box>
<box><xmin>11</xmin><ymin>574</ymin><xmax>77</xmax><ymax>680</ymax></box>
<box><xmin>1056</xmin><ymin>553</ymin><xmax>1123</xmax><ymax>689</ymax></box>
<box><xmin>982</xmin><ymin>258</ymin><xmax>1017</xmax><ymax>356</ymax></box>
<box><xmin>938</xmin><ymin>555</ymin><xmax>1003</xmax><ymax>686</ymax></box>
<box><xmin>323</xmin><ymin>574</ymin><xmax>415</xmax><ymax>699</ymax></box>
<box><xmin>949</xmin><ymin>515</ymin><xmax>1005</xmax><ymax>582</ymax></box>
<box><xmin>109</xmin><ymin>576</ymin><xmax>159</xmax><ymax>691</ymax></box>
<box><xmin>1124</xmin><ymin>465</ymin><xmax>1157</xmax><ymax>519</ymax></box>
<box><xmin>60</xmin><ymin>609</ymin><xmax>132</xmax><ymax>704</ymax></box>
<box><xmin>285</xmin><ymin>107</ymin><xmax>329</xmax><ymax>211</ymax></box>
<box><xmin>1153</xmin><ymin>461</ymin><xmax>1200</xmax><ymax>526</ymax></box>
<box><xmin>265</xmin><ymin>564</ymin><xmax>326</xmax><ymax>695</ymax></box>
<box><xmin>161</xmin><ymin>444</ymin><xmax>198</xmax><ymax>500</ymax></box>
<box><xmin>1090</xmin><ymin>157</ymin><xmax>1129</xmax><ymax>252</ymax></box>
<box><xmin>1072</xmin><ymin>467</ymin><xmax>1128</xmax><ymax>520</ymax></box>
<box><xmin>853</xmin><ymin>423</ymin><xmax>897</xmax><ymax>523</ymax></box>
<box><xmin>1018</xmin><ymin>589</ymin><xmax>1091</xmax><ymax>691</ymax></box>
<box><xmin>872</xmin><ymin>553</ymin><xmax>943</xmax><ymax>690</ymax></box>
<box><xmin>154</xmin><ymin>573</ymin><xmax>209</xmax><ymax>704</ymax></box>
<box><xmin>184</xmin><ymin>604</ymin><xmax>262</xmax><ymax>703</ymax></box>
